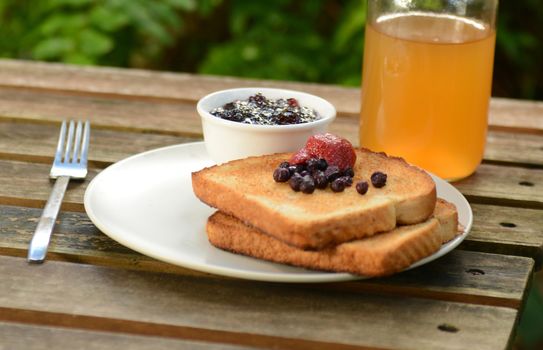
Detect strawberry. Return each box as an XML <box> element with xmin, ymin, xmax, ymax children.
<box><xmin>289</xmin><ymin>133</ymin><xmax>356</xmax><ymax>170</ymax></box>
<box><xmin>289</xmin><ymin>147</ymin><xmax>313</xmax><ymax>165</ymax></box>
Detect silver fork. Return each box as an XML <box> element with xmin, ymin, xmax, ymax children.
<box><xmin>28</xmin><ymin>120</ymin><xmax>90</xmax><ymax>263</ymax></box>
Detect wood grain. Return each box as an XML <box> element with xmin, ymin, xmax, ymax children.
<box><xmin>0</xmin><ymin>86</ymin><xmax>203</xmax><ymax>137</ymax></box>
<box><xmin>0</xmin><ymin>204</ymin><xmax>534</xmax><ymax>308</ymax></box>
<box><xmin>454</xmin><ymin>164</ymin><xmax>543</xmax><ymax>208</ymax></box>
<box><xmin>0</xmin><ymin>255</ymin><xmax>518</xmax><ymax>350</ymax></box>
<box><xmin>483</xmin><ymin>130</ymin><xmax>543</xmax><ymax>167</ymax></box>
<box><xmin>463</xmin><ymin>204</ymin><xmax>543</xmax><ymax>267</ymax></box>
<box><xmin>0</xmin><ymin>60</ymin><xmax>542</xmax><ymax>132</ymax></box>
<box><xmin>0</xmin><ymin>160</ymin><xmax>94</xmax><ymax>211</ymax></box>
<box><xmin>2</xmin><ymin>158</ymin><xmax>542</xmax><ymax>212</ymax></box>
<box><xmin>0</xmin><ymin>321</ymin><xmax>251</xmax><ymax>350</ymax></box>
<box><xmin>1</xmin><ymin>120</ymin><xmax>542</xmax><ymax>168</ymax></box>
<box><xmin>362</xmin><ymin>249</ymin><xmax>533</xmax><ymax>309</ymax></box>
<box><xmin>0</xmin><ymin>59</ymin><xmax>360</xmax><ymax>113</ymax></box>
<box><xmin>0</xmin><ymin>86</ymin><xmax>360</xmax><ymax>146</ymax></box>
<box><xmin>0</xmin><ymin>120</ymin><xmax>199</xmax><ymax>167</ymax></box>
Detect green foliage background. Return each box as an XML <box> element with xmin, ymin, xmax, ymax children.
<box><xmin>1</xmin><ymin>0</ymin><xmax>541</xmax><ymax>99</ymax></box>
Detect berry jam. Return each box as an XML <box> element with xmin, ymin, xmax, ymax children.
<box><xmin>210</xmin><ymin>93</ymin><xmax>320</xmax><ymax>125</ymax></box>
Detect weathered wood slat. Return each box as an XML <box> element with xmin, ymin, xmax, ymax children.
<box><xmin>2</xmin><ymin>159</ymin><xmax>542</xmax><ymax>212</ymax></box>
<box><xmin>489</xmin><ymin>99</ymin><xmax>543</xmax><ymax>132</ymax></box>
<box><xmin>0</xmin><ymin>120</ymin><xmax>198</xmax><ymax>167</ymax></box>
<box><xmin>0</xmin><ymin>59</ymin><xmax>542</xmax><ymax>132</ymax></box>
<box><xmin>0</xmin><ymin>204</ymin><xmax>534</xmax><ymax>308</ymax></box>
<box><xmin>0</xmin><ymin>59</ymin><xmax>362</xmax><ymax>115</ymax></box>
<box><xmin>0</xmin><ymin>321</ymin><xmax>250</xmax><ymax>350</ymax></box>
<box><xmin>1</xmin><ymin>120</ymin><xmax>542</xmax><ymax>167</ymax></box>
<box><xmin>0</xmin><ymin>86</ymin><xmax>359</xmax><ymax>149</ymax></box>
<box><xmin>462</xmin><ymin>204</ymin><xmax>543</xmax><ymax>266</ymax></box>
<box><xmin>0</xmin><ymin>86</ymin><xmax>204</xmax><ymax>137</ymax></box>
<box><xmin>0</xmin><ymin>255</ymin><xmax>518</xmax><ymax>350</ymax></box>
<box><xmin>454</xmin><ymin>164</ymin><xmax>543</xmax><ymax>208</ymax></box>
<box><xmin>0</xmin><ymin>160</ymin><xmax>96</xmax><ymax>211</ymax></box>
<box><xmin>484</xmin><ymin>130</ymin><xmax>543</xmax><ymax>167</ymax></box>
<box><xmin>0</xmin><ymin>86</ymin><xmax>358</xmax><ymax>148</ymax></box>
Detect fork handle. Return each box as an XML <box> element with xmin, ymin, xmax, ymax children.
<box><xmin>28</xmin><ymin>176</ymin><xmax>70</xmax><ymax>263</ymax></box>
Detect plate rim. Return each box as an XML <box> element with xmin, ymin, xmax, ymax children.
<box><xmin>84</xmin><ymin>141</ymin><xmax>472</xmax><ymax>283</ymax></box>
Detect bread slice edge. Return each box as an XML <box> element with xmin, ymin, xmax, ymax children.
<box><xmin>206</xmin><ymin>199</ymin><xmax>458</xmax><ymax>277</ymax></box>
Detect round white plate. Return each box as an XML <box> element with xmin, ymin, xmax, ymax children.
<box><xmin>84</xmin><ymin>142</ymin><xmax>472</xmax><ymax>283</ymax></box>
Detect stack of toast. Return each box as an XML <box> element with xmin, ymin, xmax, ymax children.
<box><xmin>192</xmin><ymin>148</ymin><xmax>459</xmax><ymax>277</ymax></box>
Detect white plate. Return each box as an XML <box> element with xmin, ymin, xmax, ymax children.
<box><xmin>84</xmin><ymin>142</ymin><xmax>472</xmax><ymax>283</ymax></box>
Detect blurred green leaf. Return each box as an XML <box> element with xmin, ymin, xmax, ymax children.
<box><xmin>39</xmin><ymin>14</ymin><xmax>68</xmax><ymax>35</ymax></box>
<box><xmin>90</xmin><ymin>6</ymin><xmax>129</xmax><ymax>32</ymax></box>
<box><xmin>167</xmin><ymin>0</ymin><xmax>196</xmax><ymax>11</ymax></box>
<box><xmin>32</xmin><ymin>37</ymin><xmax>74</xmax><ymax>59</ymax></box>
<box><xmin>47</xmin><ymin>0</ymin><xmax>93</xmax><ymax>10</ymax></box>
<box><xmin>195</xmin><ymin>0</ymin><xmax>223</xmax><ymax>15</ymax></box>
<box><xmin>79</xmin><ymin>29</ymin><xmax>113</xmax><ymax>56</ymax></box>
<box><xmin>59</xmin><ymin>14</ymin><xmax>87</xmax><ymax>32</ymax></box>
<box><xmin>124</xmin><ymin>1</ymin><xmax>173</xmax><ymax>45</ymax></box>
<box><xmin>147</xmin><ymin>1</ymin><xmax>181</xmax><ymax>30</ymax></box>
<box><xmin>333</xmin><ymin>0</ymin><xmax>366</xmax><ymax>51</ymax></box>
<box><xmin>65</xmin><ymin>52</ymin><xmax>95</xmax><ymax>65</ymax></box>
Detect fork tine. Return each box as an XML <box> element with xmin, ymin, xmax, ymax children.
<box><xmin>80</xmin><ymin>120</ymin><xmax>90</xmax><ymax>167</ymax></box>
<box><xmin>71</xmin><ymin>121</ymin><xmax>83</xmax><ymax>163</ymax></box>
<box><xmin>63</xmin><ymin>121</ymin><xmax>75</xmax><ymax>162</ymax></box>
<box><xmin>54</xmin><ymin>121</ymin><xmax>67</xmax><ymax>162</ymax></box>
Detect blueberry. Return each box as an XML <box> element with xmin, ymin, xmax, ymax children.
<box><xmin>338</xmin><ymin>176</ymin><xmax>353</xmax><ymax>186</ymax></box>
<box><xmin>324</xmin><ymin>165</ymin><xmax>341</xmax><ymax>182</ymax></box>
<box><xmin>279</xmin><ymin>161</ymin><xmax>290</xmax><ymax>169</ymax></box>
<box><xmin>248</xmin><ymin>93</ymin><xmax>267</xmax><ymax>105</ymax></box>
<box><xmin>223</xmin><ymin>111</ymin><xmax>241</xmax><ymax>122</ymax></box>
<box><xmin>356</xmin><ymin>181</ymin><xmax>369</xmax><ymax>195</ymax></box>
<box><xmin>313</xmin><ymin>171</ymin><xmax>328</xmax><ymax>189</ymax></box>
<box><xmin>371</xmin><ymin>171</ymin><xmax>387</xmax><ymax>188</ymax></box>
<box><xmin>300</xmin><ymin>175</ymin><xmax>315</xmax><ymax>194</ymax></box>
<box><xmin>288</xmin><ymin>165</ymin><xmax>296</xmax><ymax>176</ymax></box>
<box><xmin>300</xmin><ymin>170</ymin><xmax>310</xmax><ymax>177</ymax></box>
<box><xmin>288</xmin><ymin>164</ymin><xmax>304</xmax><ymax>176</ymax></box>
<box><xmin>276</xmin><ymin>111</ymin><xmax>297</xmax><ymax>125</ymax></box>
<box><xmin>317</xmin><ymin>158</ymin><xmax>328</xmax><ymax>171</ymax></box>
<box><xmin>306</xmin><ymin>158</ymin><xmax>320</xmax><ymax>173</ymax></box>
<box><xmin>223</xmin><ymin>102</ymin><xmax>235</xmax><ymax>110</ymax></box>
<box><xmin>343</xmin><ymin>167</ymin><xmax>355</xmax><ymax>178</ymax></box>
<box><xmin>330</xmin><ymin>178</ymin><xmax>346</xmax><ymax>192</ymax></box>
<box><xmin>273</xmin><ymin>167</ymin><xmax>291</xmax><ymax>182</ymax></box>
<box><xmin>289</xmin><ymin>174</ymin><xmax>303</xmax><ymax>191</ymax></box>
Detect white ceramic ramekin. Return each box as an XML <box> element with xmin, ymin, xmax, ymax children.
<box><xmin>197</xmin><ymin>87</ymin><xmax>336</xmax><ymax>164</ymax></box>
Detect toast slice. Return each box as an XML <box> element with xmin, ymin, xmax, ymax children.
<box><xmin>207</xmin><ymin>199</ymin><xmax>458</xmax><ymax>277</ymax></box>
<box><xmin>435</xmin><ymin>199</ymin><xmax>460</xmax><ymax>243</ymax></box>
<box><xmin>192</xmin><ymin>148</ymin><xmax>436</xmax><ymax>250</ymax></box>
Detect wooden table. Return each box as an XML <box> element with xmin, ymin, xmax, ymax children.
<box><xmin>0</xmin><ymin>59</ymin><xmax>541</xmax><ymax>350</ymax></box>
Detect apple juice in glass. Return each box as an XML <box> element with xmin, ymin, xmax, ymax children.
<box><xmin>360</xmin><ymin>0</ymin><xmax>498</xmax><ymax>180</ymax></box>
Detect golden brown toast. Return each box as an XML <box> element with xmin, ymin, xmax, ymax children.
<box><xmin>206</xmin><ymin>199</ymin><xmax>458</xmax><ymax>277</ymax></box>
<box><xmin>192</xmin><ymin>148</ymin><xmax>436</xmax><ymax>250</ymax></box>
<box><xmin>434</xmin><ymin>199</ymin><xmax>459</xmax><ymax>243</ymax></box>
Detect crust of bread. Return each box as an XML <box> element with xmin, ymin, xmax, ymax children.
<box><xmin>206</xmin><ymin>200</ymin><xmax>458</xmax><ymax>277</ymax></box>
<box><xmin>193</xmin><ymin>148</ymin><xmax>436</xmax><ymax>250</ymax></box>
<box><xmin>435</xmin><ymin>198</ymin><xmax>460</xmax><ymax>243</ymax></box>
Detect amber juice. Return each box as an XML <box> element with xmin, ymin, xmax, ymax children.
<box><xmin>360</xmin><ymin>13</ymin><xmax>496</xmax><ymax>180</ymax></box>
